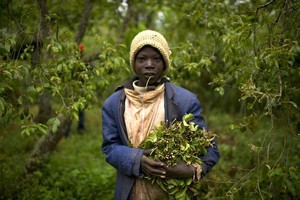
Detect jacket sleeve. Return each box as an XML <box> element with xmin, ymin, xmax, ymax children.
<box><xmin>101</xmin><ymin>95</ymin><xmax>144</xmax><ymax>178</ymax></box>
<box><xmin>178</xmin><ymin>93</ymin><xmax>220</xmax><ymax>176</ymax></box>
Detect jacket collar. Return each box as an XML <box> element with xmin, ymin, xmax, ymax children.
<box><xmin>117</xmin><ymin>78</ymin><xmax>178</xmax><ymax>144</ymax></box>
<box><xmin>164</xmin><ymin>82</ymin><xmax>178</xmax><ymax>127</ymax></box>
<box><xmin>115</xmin><ymin>76</ymin><xmax>170</xmax><ymax>91</ymax></box>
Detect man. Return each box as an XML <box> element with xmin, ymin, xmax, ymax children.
<box><xmin>101</xmin><ymin>30</ymin><xmax>220</xmax><ymax>200</ymax></box>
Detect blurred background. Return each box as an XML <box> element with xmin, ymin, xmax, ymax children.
<box><xmin>0</xmin><ymin>0</ymin><xmax>299</xmax><ymax>199</ymax></box>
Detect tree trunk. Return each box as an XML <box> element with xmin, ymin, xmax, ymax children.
<box><xmin>82</xmin><ymin>1</ymin><xmax>132</xmax><ymax>63</ymax></box>
<box><xmin>24</xmin><ymin>116</ymin><xmax>72</xmax><ymax>175</ymax></box>
<box><xmin>33</xmin><ymin>0</ymin><xmax>52</xmax><ymax>124</ymax></box>
<box><xmin>116</xmin><ymin>0</ymin><xmax>132</xmax><ymax>45</ymax></box>
<box><xmin>34</xmin><ymin>92</ymin><xmax>53</xmax><ymax>123</ymax></box>
<box><xmin>25</xmin><ymin>0</ymin><xmax>93</xmax><ymax>175</ymax></box>
<box><xmin>74</xmin><ymin>0</ymin><xmax>93</xmax><ymax>45</ymax></box>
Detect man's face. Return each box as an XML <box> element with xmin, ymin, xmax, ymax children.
<box><xmin>134</xmin><ymin>45</ymin><xmax>165</xmax><ymax>87</ymax></box>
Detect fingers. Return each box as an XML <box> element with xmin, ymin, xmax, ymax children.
<box><xmin>143</xmin><ymin>148</ymin><xmax>156</xmax><ymax>156</ymax></box>
<box><xmin>143</xmin><ymin>149</ymin><xmax>152</xmax><ymax>156</ymax></box>
<box><xmin>162</xmin><ymin>161</ymin><xmax>194</xmax><ymax>179</ymax></box>
<box><xmin>143</xmin><ymin>167</ymin><xmax>166</xmax><ymax>178</ymax></box>
<box><xmin>141</xmin><ymin>155</ymin><xmax>166</xmax><ymax>178</ymax></box>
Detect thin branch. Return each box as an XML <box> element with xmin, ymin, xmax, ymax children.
<box><xmin>255</xmin><ymin>0</ymin><xmax>276</xmax><ymax>18</ymax></box>
<box><xmin>82</xmin><ymin>1</ymin><xmax>131</xmax><ymax>63</ymax></box>
<box><xmin>73</xmin><ymin>0</ymin><xmax>93</xmax><ymax>44</ymax></box>
<box><xmin>227</xmin><ymin>165</ymin><xmax>260</xmax><ymax>196</ymax></box>
<box><xmin>275</xmin><ymin>0</ymin><xmax>287</xmax><ymax>23</ymax></box>
<box><xmin>272</xmin><ymin>133</ymin><xmax>286</xmax><ymax>168</ymax></box>
<box><xmin>253</xmin><ymin>0</ymin><xmax>276</xmax><ymax>55</ymax></box>
<box><xmin>36</xmin><ymin>0</ymin><xmax>50</xmax><ymax>41</ymax></box>
<box><xmin>116</xmin><ymin>0</ymin><xmax>131</xmax><ymax>45</ymax></box>
<box><xmin>82</xmin><ymin>50</ymin><xmax>101</xmax><ymax>63</ymax></box>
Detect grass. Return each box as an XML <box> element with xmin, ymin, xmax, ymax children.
<box><xmin>0</xmin><ymin>108</ymin><xmax>116</xmax><ymax>200</ymax></box>
<box><xmin>1</xmin><ymin>108</ymin><xmax>299</xmax><ymax>199</ymax></box>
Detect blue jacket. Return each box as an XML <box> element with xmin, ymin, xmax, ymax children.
<box><xmin>101</xmin><ymin>78</ymin><xmax>220</xmax><ymax>200</ymax></box>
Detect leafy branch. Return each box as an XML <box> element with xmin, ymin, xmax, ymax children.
<box><xmin>139</xmin><ymin>113</ymin><xmax>216</xmax><ymax>199</ymax></box>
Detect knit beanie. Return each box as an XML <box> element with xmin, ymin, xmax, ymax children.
<box><xmin>130</xmin><ymin>30</ymin><xmax>171</xmax><ymax>75</ymax></box>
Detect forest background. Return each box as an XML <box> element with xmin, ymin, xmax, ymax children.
<box><xmin>1</xmin><ymin>0</ymin><xmax>299</xmax><ymax>199</ymax></box>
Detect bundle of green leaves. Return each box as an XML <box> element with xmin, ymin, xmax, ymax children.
<box><xmin>139</xmin><ymin>113</ymin><xmax>216</xmax><ymax>199</ymax></box>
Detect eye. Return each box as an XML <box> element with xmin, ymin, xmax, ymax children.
<box><xmin>153</xmin><ymin>56</ymin><xmax>162</xmax><ymax>62</ymax></box>
<box><xmin>136</xmin><ymin>57</ymin><xmax>146</xmax><ymax>62</ymax></box>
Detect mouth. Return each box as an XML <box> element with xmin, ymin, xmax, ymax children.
<box><xmin>144</xmin><ymin>72</ymin><xmax>156</xmax><ymax>78</ymax></box>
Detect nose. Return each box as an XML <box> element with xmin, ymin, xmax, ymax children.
<box><xmin>145</xmin><ymin>58</ymin><xmax>154</xmax><ymax>68</ymax></box>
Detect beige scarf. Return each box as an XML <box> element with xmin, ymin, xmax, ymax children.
<box><xmin>124</xmin><ymin>83</ymin><xmax>165</xmax><ymax>147</ymax></box>
<box><xmin>124</xmin><ymin>82</ymin><xmax>168</xmax><ymax>200</ymax></box>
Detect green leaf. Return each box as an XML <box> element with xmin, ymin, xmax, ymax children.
<box><xmin>37</xmin><ymin>123</ymin><xmax>48</xmax><ymax>134</ymax></box>
<box><xmin>175</xmin><ymin>187</ymin><xmax>187</xmax><ymax>199</ymax></box>
<box><xmin>3</xmin><ymin>70</ymin><xmax>12</xmax><ymax>79</ymax></box>
<box><xmin>182</xmin><ymin>113</ymin><xmax>194</xmax><ymax>126</ymax></box>
<box><xmin>215</xmin><ymin>87</ymin><xmax>225</xmax><ymax>96</ymax></box>
<box><xmin>189</xmin><ymin>122</ymin><xmax>198</xmax><ymax>131</ymax></box>
<box><xmin>47</xmin><ymin>118</ymin><xmax>61</xmax><ymax>133</ymax></box>
<box><xmin>285</xmin><ymin>179</ymin><xmax>296</xmax><ymax>196</ymax></box>
<box><xmin>0</xmin><ymin>97</ymin><xmax>5</xmax><ymax>113</ymax></box>
<box><xmin>268</xmin><ymin>167</ymin><xmax>284</xmax><ymax>177</ymax></box>
<box><xmin>185</xmin><ymin>178</ymin><xmax>192</xmax><ymax>185</ymax></box>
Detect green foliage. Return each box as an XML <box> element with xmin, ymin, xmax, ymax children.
<box><xmin>0</xmin><ymin>26</ymin><xmax>128</xmax><ymax>136</ymax></box>
<box><xmin>1</xmin><ymin>110</ymin><xmax>116</xmax><ymax>200</ymax></box>
<box><xmin>17</xmin><ymin>138</ymin><xmax>115</xmax><ymax>200</ymax></box>
<box><xmin>139</xmin><ymin>113</ymin><xmax>216</xmax><ymax>199</ymax></box>
<box><xmin>202</xmin><ymin>111</ymin><xmax>300</xmax><ymax>199</ymax></box>
<box><xmin>140</xmin><ymin>113</ymin><xmax>215</xmax><ymax>166</ymax></box>
<box><xmin>0</xmin><ymin>0</ymin><xmax>299</xmax><ymax>199</ymax></box>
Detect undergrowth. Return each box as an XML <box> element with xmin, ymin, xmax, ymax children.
<box><xmin>1</xmin><ymin>108</ymin><xmax>299</xmax><ymax>199</ymax></box>
<box><xmin>0</xmin><ymin>109</ymin><xmax>115</xmax><ymax>200</ymax></box>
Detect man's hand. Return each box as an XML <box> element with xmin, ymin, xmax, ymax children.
<box><xmin>163</xmin><ymin>160</ymin><xmax>194</xmax><ymax>179</ymax></box>
<box><xmin>141</xmin><ymin>155</ymin><xmax>166</xmax><ymax>178</ymax></box>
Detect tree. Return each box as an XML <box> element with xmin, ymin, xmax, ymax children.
<box><xmin>25</xmin><ymin>0</ymin><xmax>94</xmax><ymax>174</ymax></box>
<box><xmin>0</xmin><ymin>0</ymin><xmax>127</xmax><ymax>174</ymax></box>
<box><xmin>1</xmin><ymin>0</ymin><xmax>299</xmax><ymax>198</ymax></box>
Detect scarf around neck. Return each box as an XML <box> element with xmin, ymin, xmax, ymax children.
<box><xmin>124</xmin><ymin>83</ymin><xmax>165</xmax><ymax>147</ymax></box>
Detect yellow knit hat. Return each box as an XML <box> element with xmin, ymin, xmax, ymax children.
<box><xmin>130</xmin><ymin>30</ymin><xmax>171</xmax><ymax>75</ymax></box>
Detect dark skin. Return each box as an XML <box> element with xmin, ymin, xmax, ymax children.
<box><xmin>134</xmin><ymin>45</ymin><xmax>165</xmax><ymax>87</ymax></box>
<box><xmin>142</xmin><ymin>150</ymin><xmax>194</xmax><ymax>179</ymax></box>
<box><xmin>135</xmin><ymin>46</ymin><xmax>195</xmax><ymax>179</ymax></box>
